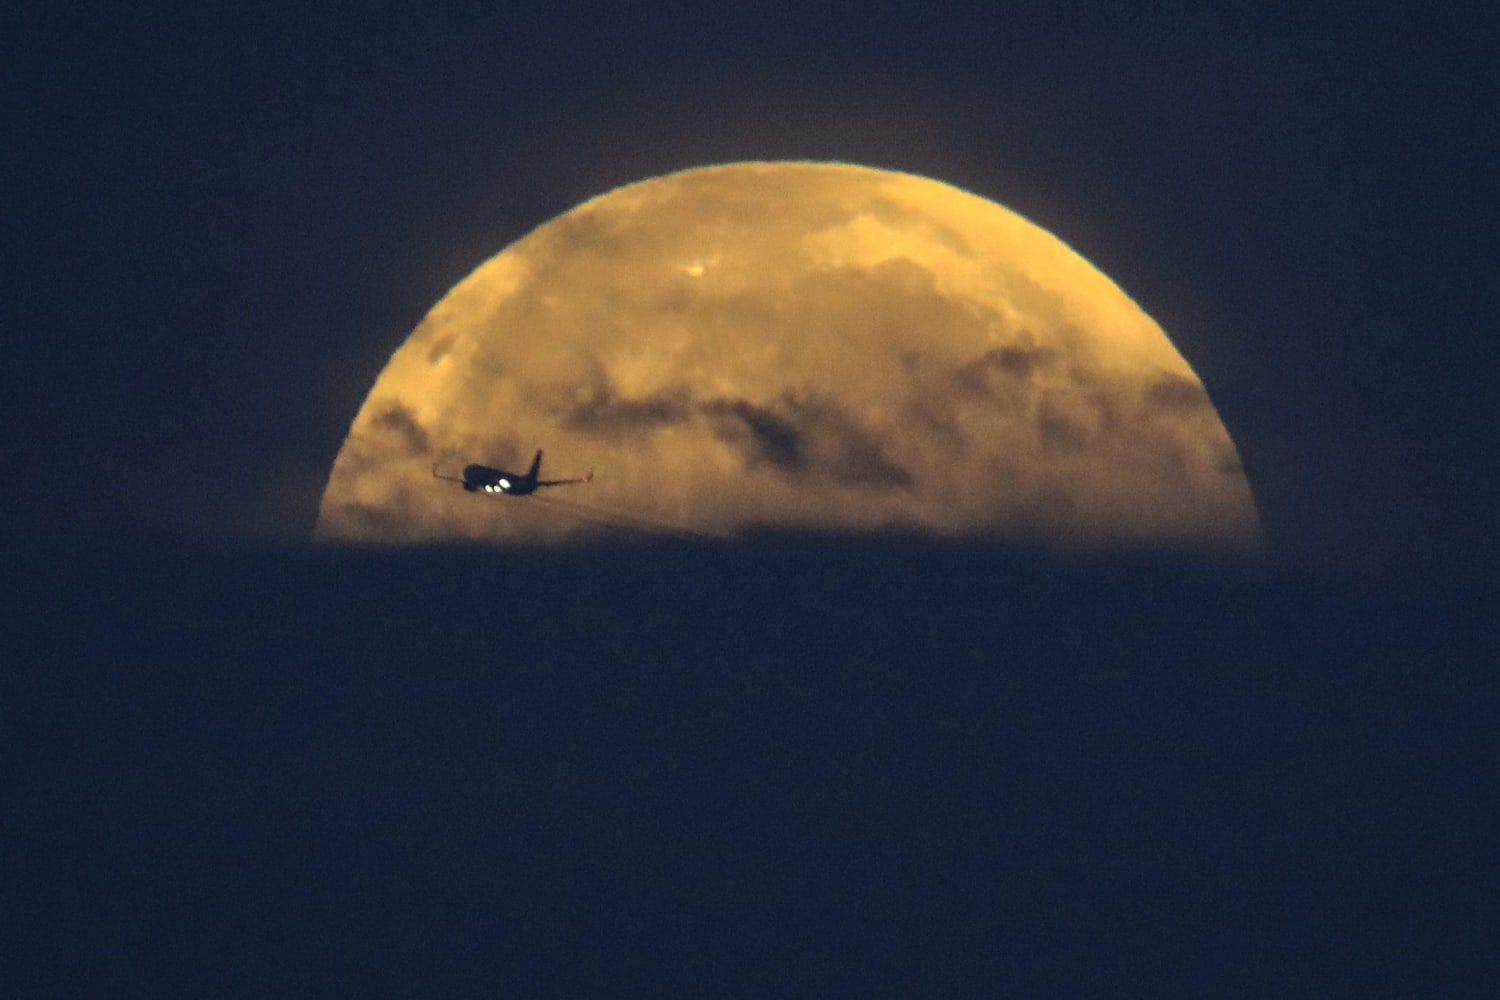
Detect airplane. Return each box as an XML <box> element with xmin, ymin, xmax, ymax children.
<box><xmin>433</xmin><ymin>450</ymin><xmax>592</xmax><ymax>496</ymax></box>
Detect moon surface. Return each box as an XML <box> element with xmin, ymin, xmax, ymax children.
<box><xmin>317</xmin><ymin>162</ymin><xmax>1260</xmax><ymax>551</ymax></box>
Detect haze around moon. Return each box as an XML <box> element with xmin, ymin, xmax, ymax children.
<box><xmin>317</xmin><ymin>162</ymin><xmax>1260</xmax><ymax>551</ymax></box>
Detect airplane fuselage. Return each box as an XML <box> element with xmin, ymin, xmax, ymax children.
<box><xmin>461</xmin><ymin>464</ymin><xmax>537</xmax><ymax>495</ymax></box>
<box><xmin>439</xmin><ymin>449</ymin><xmax>588</xmax><ymax>496</ymax></box>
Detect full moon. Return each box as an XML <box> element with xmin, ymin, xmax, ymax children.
<box><xmin>317</xmin><ymin>162</ymin><xmax>1260</xmax><ymax>551</ymax></box>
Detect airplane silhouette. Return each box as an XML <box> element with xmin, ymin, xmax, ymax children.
<box><xmin>433</xmin><ymin>450</ymin><xmax>592</xmax><ymax>496</ymax></box>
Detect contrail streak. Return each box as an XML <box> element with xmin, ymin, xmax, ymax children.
<box><xmin>527</xmin><ymin>494</ymin><xmax>731</xmax><ymax>542</ymax></box>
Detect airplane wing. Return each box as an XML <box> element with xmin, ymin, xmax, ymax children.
<box><xmin>537</xmin><ymin>470</ymin><xmax>593</xmax><ymax>488</ymax></box>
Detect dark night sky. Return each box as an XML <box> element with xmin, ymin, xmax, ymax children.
<box><xmin>5</xmin><ymin>5</ymin><xmax>1496</xmax><ymax>996</ymax></box>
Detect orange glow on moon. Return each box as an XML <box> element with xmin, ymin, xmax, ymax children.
<box><xmin>317</xmin><ymin>162</ymin><xmax>1261</xmax><ymax>551</ymax></box>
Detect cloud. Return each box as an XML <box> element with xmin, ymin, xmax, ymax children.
<box><xmin>1037</xmin><ymin>410</ymin><xmax>1091</xmax><ymax>453</ymax></box>
<box><xmin>780</xmin><ymin>394</ymin><xmax>914</xmax><ymax>490</ymax></box>
<box><xmin>906</xmin><ymin>395</ymin><xmax>969</xmax><ymax>451</ymax></box>
<box><xmin>562</xmin><ymin>384</ymin><xmax>693</xmax><ymax>437</ymax></box>
<box><xmin>554</xmin><ymin>370</ymin><xmax>916</xmax><ymax>493</ymax></box>
<box><xmin>702</xmin><ymin>393</ymin><xmax>915</xmax><ymax>491</ymax></box>
<box><xmin>866</xmin><ymin>197</ymin><xmax>974</xmax><ymax>257</ymax></box>
<box><xmin>1142</xmin><ymin>372</ymin><xmax>1211</xmax><ymax>412</ymax></box>
<box><xmin>1033</xmin><ymin>382</ymin><xmax>1118</xmax><ymax>455</ymax></box>
<box><xmin>426</xmin><ymin>334</ymin><xmax>456</xmax><ymax>365</ymax></box>
<box><xmin>954</xmin><ymin>342</ymin><xmax>1060</xmax><ymax>395</ymax></box>
<box><xmin>369</xmin><ymin>401</ymin><xmax>431</xmax><ymax>455</ymax></box>
<box><xmin>534</xmin><ymin>207</ymin><xmax>633</xmax><ymax>262</ymax></box>
<box><xmin>1215</xmin><ymin>450</ymin><xmax>1248</xmax><ymax>480</ymax></box>
<box><xmin>549</xmin><ymin>370</ymin><xmax>804</xmax><ymax>469</ymax></box>
<box><xmin>327</xmin><ymin>499</ymin><xmax>419</xmax><ymax>540</ymax></box>
<box><xmin>703</xmin><ymin>398</ymin><xmax>803</xmax><ymax>470</ymax></box>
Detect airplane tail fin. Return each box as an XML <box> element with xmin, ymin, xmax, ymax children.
<box><xmin>527</xmin><ymin>449</ymin><xmax>543</xmax><ymax>481</ymax></box>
